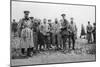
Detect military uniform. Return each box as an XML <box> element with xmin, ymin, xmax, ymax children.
<box><xmin>69</xmin><ymin>21</ymin><xmax>77</xmax><ymax>50</ymax></box>
<box><xmin>20</xmin><ymin>27</ymin><xmax>34</xmax><ymax>56</ymax></box>
<box><xmin>19</xmin><ymin>11</ymin><xmax>34</xmax><ymax>56</ymax></box>
<box><xmin>60</xmin><ymin>18</ymin><xmax>70</xmax><ymax>50</ymax></box>
<box><xmin>11</xmin><ymin>20</ymin><xmax>18</xmax><ymax>36</ymax></box>
<box><xmin>92</xmin><ymin>23</ymin><xmax>96</xmax><ymax>43</ymax></box>
<box><xmin>87</xmin><ymin>24</ymin><xmax>92</xmax><ymax>43</ymax></box>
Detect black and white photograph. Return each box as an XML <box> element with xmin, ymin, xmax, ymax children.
<box><xmin>10</xmin><ymin>0</ymin><xmax>96</xmax><ymax>66</ymax></box>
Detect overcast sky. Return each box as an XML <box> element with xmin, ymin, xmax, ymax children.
<box><xmin>11</xmin><ymin>1</ymin><xmax>95</xmax><ymax>37</ymax></box>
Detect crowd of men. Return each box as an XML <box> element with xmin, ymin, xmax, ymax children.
<box><xmin>11</xmin><ymin>10</ymin><xmax>96</xmax><ymax>57</ymax></box>
<box><xmin>80</xmin><ymin>21</ymin><xmax>96</xmax><ymax>44</ymax></box>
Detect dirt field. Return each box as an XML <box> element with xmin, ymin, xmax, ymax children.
<box><xmin>11</xmin><ymin>38</ymin><xmax>96</xmax><ymax>66</ymax></box>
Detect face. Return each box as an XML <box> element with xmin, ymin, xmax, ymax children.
<box><xmin>62</xmin><ymin>16</ymin><xmax>65</xmax><ymax>19</ymax></box>
<box><xmin>55</xmin><ymin>18</ymin><xmax>58</xmax><ymax>24</ymax></box>
<box><xmin>13</xmin><ymin>19</ymin><xmax>15</xmax><ymax>22</ymax></box>
<box><xmin>70</xmin><ymin>18</ymin><xmax>74</xmax><ymax>24</ymax></box>
<box><xmin>88</xmin><ymin>22</ymin><xmax>90</xmax><ymax>24</ymax></box>
<box><xmin>24</xmin><ymin>14</ymin><xmax>29</xmax><ymax>18</ymax></box>
<box><xmin>43</xmin><ymin>19</ymin><xmax>46</xmax><ymax>24</ymax></box>
<box><xmin>71</xmin><ymin>18</ymin><xmax>73</xmax><ymax>21</ymax></box>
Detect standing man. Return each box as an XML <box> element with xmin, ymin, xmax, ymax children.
<box><xmin>47</xmin><ymin>19</ymin><xmax>52</xmax><ymax>49</ymax></box>
<box><xmin>29</xmin><ymin>17</ymin><xmax>34</xmax><ymax>29</ymax></box>
<box><xmin>86</xmin><ymin>21</ymin><xmax>93</xmax><ymax>43</ymax></box>
<box><xmin>18</xmin><ymin>11</ymin><xmax>31</xmax><ymax>37</ymax></box>
<box><xmin>52</xmin><ymin>18</ymin><xmax>61</xmax><ymax>50</ymax></box>
<box><xmin>92</xmin><ymin>23</ymin><xmax>96</xmax><ymax>43</ymax></box>
<box><xmin>11</xmin><ymin>19</ymin><xmax>18</xmax><ymax>37</ymax></box>
<box><xmin>31</xmin><ymin>19</ymin><xmax>39</xmax><ymax>51</ymax></box>
<box><xmin>20</xmin><ymin>11</ymin><xmax>34</xmax><ymax>57</ymax></box>
<box><xmin>69</xmin><ymin>17</ymin><xmax>77</xmax><ymax>50</ymax></box>
<box><xmin>42</xmin><ymin>18</ymin><xmax>49</xmax><ymax>50</ymax></box>
<box><xmin>60</xmin><ymin>14</ymin><xmax>69</xmax><ymax>50</ymax></box>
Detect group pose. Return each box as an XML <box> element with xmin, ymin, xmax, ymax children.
<box><xmin>11</xmin><ymin>10</ymin><xmax>95</xmax><ymax>57</ymax></box>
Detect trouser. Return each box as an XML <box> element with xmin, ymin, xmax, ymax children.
<box><xmin>69</xmin><ymin>33</ymin><xmax>75</xmax><ymax>50</ymax></box>
<box><xmin>38</xmin><ymin>32</ymin><xmax>45</xmax><ymax>50</ymax></box>
<box><xmin>47</xmin><ymin>35</ymin><xmax>51</xmax><ymax>49</ymax></box>
<box><xmin>62</xmin><ymin>36</ymin><xmax>67</xmax><ymax>50</ymax></box>
<box><xmin>93</xmin><ymin>33</ymin><xmax>96</xmax><ymax>43</ymax></box>
<box><xmin>21</xmin><ymin>48</ymin><xmax>25</xmax><ymax>55</ymax></box>
<box><xmin>87</xmin><ymin>32</ymin><xmax>92</xmax><ymax>43</ymax></box>
<box><xmin>33</xmin><ymin>32</ymin><xmax>38</xmax><ymax>50</ymax></box>
<box><xmin>18</xmin><ymin>28</ymin><xmax>23</xmax><ymax>37</ymax></box>
<box><xmin>52</xmin><ymin>33</ymin><xmax>62</xmax><ymax>49</ymax></box>
<box><xmin>27</xmin><ymin>47</ymin><xmax>34</xmax><ymax>56</ymax></box>
<box><xmin>44</xmin><ymin>35</ymin><xmax>50</xmax><ymax>50</ymax></box>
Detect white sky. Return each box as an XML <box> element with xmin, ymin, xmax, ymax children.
<box><xmin>11</xmin><ymin>1</ymin><xmax>95</xmax><ymax>37</ymax></box>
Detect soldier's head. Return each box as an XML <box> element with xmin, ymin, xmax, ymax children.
<box><xmin>61</xmin><ymin>14</ymin><xmax>66</xmax><ymax>19</ymax></box>
<box><xmin>70</xmin><ymin>17</ymin><xmax>74</xmax><ymax>24</ymax></box>
<box><xmin>88</xmin><ymin>21</ymin><xmax>90</xmax><ymax>24</ymax></box>
<box><xmin>13</xmin><ymin>19</ymin><xmax>15</xmax><ymax>22</ymax></box>
<box><xmin>24</xmin><ymin>11</ymin><xmax>30</xmax><ymax>18</ymax></box>
<box><xmin>43</xmin><ymin>18</ymin><xmax>47</xmax><ymax>24</ymax></box>
<box><xmin>48</xmin><ymin>19</ymin><xmax>51</xmax><ymax>23</ymax></box>
<box><xmin>70</xmin><ymin>17</ymin><xmax>74</xmax><ymax>21</ymax></box>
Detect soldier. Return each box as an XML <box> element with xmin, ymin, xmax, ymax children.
<box><xmin>86</xmin><ymin>21</ymin><xmax>93</xmax><ymax>43</ymax></box>
<box><xmin>20</xmin><ymin>11</ymin><xmax>34</xmax><ymax>56</ymax></box>
<box><xmin>69</xmin><ymin>17</ymin><xmax>77</xmax><ymax>50</ymax></box>
<box><xmin>60</xmin><ymin>14</ymin><xmax>69</xmax><ymax>50</ymax></box>
<box><xmin>92</xmin><ymin>23</ymin><xmax>96</xmax><ymax>43</ymax></box>
<box><xmin>11</xmin><ymin>19</ymin><xmax>18</xmax><ymax>37</ymax></box>
<box><xmin>18</xmin><ymin>11</ymin><xmax>31</xmax><ymax>37</ymax></box>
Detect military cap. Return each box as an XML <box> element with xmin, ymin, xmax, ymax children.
<box><xmin>24</xmin><ymin>11</ymin><xmax>30</xmax><ymax>14</ymax></box>
<box><xmin>29</xmin><ymin>17</ymin><xmax>34</xmax><ymax>19</ymax></box>
<box><xmin>61</xmin><ymin>13</ymin><xmax>66</xmax><ymax>16</ymax></box>
<box><xmin>48</xmin><ymin>19</ymin><xmax>51</xmax><ymax>22</ymax></box>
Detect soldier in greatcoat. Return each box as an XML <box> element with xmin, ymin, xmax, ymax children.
<box><xmin>20</xmin><ymin>11</ymin><xmax>34</xmax><ymax>56</ymax></box>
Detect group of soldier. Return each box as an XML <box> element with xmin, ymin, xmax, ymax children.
<box><xmin>80</xmin><ymin>21</ymin><xmax>96</xmax><ymax>44</ymax></box>
<box><xmin>11</xmin><ymin>10</ymin><xmax>95</xmax><ymax>57</ymax></box>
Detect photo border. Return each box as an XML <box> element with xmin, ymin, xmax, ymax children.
<box><xmin>10</xmin><ymin>0</ymin><xmax>96</xmax><ymax>67</ymax></box>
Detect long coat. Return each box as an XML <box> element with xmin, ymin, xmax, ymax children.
<box><xmin>20</xmin><ymin>27</ymin><xmax>34</xmax><ymax>50</ymax></box>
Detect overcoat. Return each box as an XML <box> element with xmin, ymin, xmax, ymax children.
<box><xmin>20</xmin><ymin>27</ymin><xmax>34</xmax><ymax>50</ymax></box>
